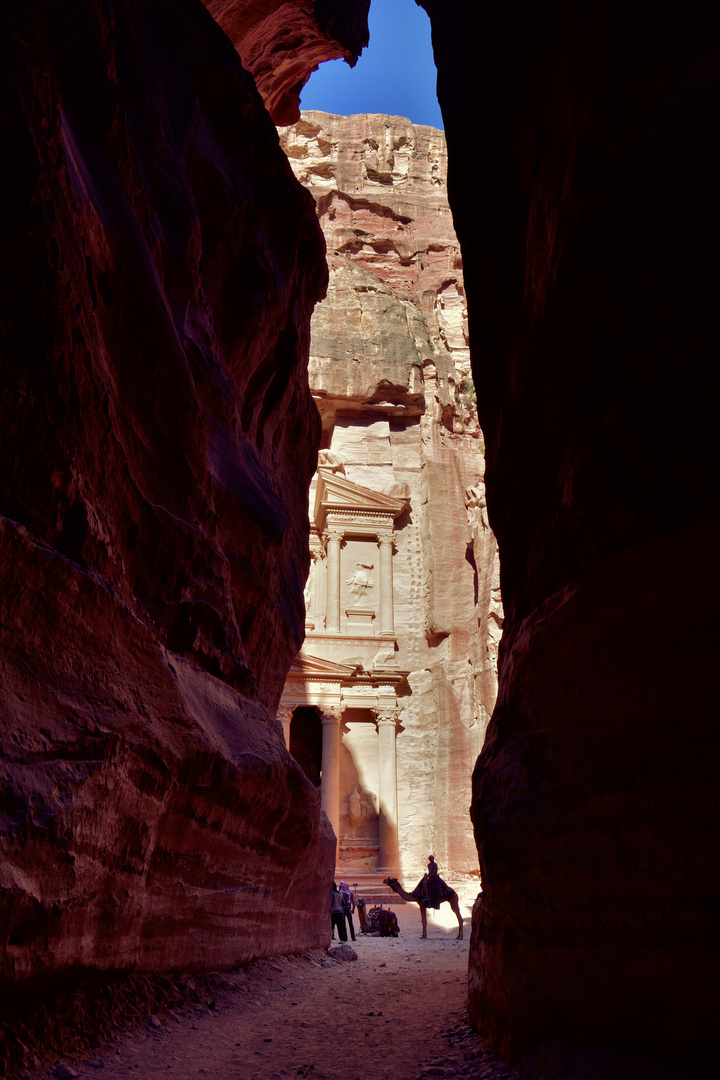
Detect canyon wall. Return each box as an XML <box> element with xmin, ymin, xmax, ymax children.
<box><xmin>202</xmin><ymin>0</ymin><xmax>370</xmax><ymax>124</ymax></box>
<box><xmin>421</xmin><ymin>0</ymin><xmax>720</xmax><ymax>1065</ymax></box>
<box><xmin>0</xmin><ymin>0</ymin><xmax>366</xmax><ymax>997</ymax></box>
<box><xmin>278</xmin><ymin>113</ymin><xmax>502</xmax><ymax>887</ymax></box>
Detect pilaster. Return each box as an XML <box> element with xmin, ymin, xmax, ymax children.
<box><xmin>376</xmin><ymin>708</ymin><xmax>401</xmax><ymax>873</ymax></box>
<box><xmin>276</xmin><ymin>704</ymin><xmax>294</xmax><ymax>750</ymax></box>
<box><xmin>320</xmin><ymin>707</ymin><xmax>343</xmax><ymax>863</ymax></box>
<box><xmin>323</xmin><ymin>529</ymin><xmax>343</xmax><ymax>633</ymax></box>
<box><xmin>377</xmin><ymin>531</ymin><xmax>396</xmax><ymax>637</ymax></box>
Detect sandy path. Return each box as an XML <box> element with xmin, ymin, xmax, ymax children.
<box><xmin>61</xmin><ymin>906</ymin><xmax>476</xmax><ymax>1080</ymax></box>
<box><xmin>39</xmin><ymin>904</ymin><xmax>711</xmax><ymax>1080</ymax></box>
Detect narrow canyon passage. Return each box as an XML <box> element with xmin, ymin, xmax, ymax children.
<box><xmin>62</xmin><ymin>907</ymin><xmax>479</xmax><ymax>1080</ymax></box>
<box><xmin>36</xmin><ymin>903</ymin><xmax>714</xmax><ymax>1080</ymax></box>
<box><xmin>2</xmin><ymin>1</ymin><xmax>718</xmax><ymax>1075</ymax></box>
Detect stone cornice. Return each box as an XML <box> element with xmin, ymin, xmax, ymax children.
<box><xmin>313</xmin><ymin>467</ymin><xmax>408</xmax><ymax>534</ymax></box>
<box><xmin>284</xmin><ymin>649</ymin><xmax>409</xmax><ymax>689</ymax></box>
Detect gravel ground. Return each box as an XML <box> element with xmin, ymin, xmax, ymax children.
<box><xmin>16</xmin><ymin>905</ymin><xmax>715</xmax><ymax>1080</ymax></box>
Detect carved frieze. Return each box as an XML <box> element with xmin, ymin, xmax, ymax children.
<box><xmin>328</xmin><ymin>509</ymin><xmax>394</xmax><ymax>529</ymax></box>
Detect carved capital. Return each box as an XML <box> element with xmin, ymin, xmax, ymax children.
<box><xmin>309</xmin><ymin>536</ymin><xmax>324</xmax><ymax>561</ymax></box>
<box><xmin>376</xmin><ymin>709</ymin><xmax>400</xmax><ymax>728</ymax></box>
<box><xmin>377</xmin><ymin>531</ymin><xmax>396</xmax><ymax>550</ymax></box>
<box><xmin>323</xmin><ymin>529</ymin><xmax>343</xmax><ymax>546</ymax></box>
<box><xmin>321</xmin><ymin>708</ymin><xmax>343</xmax><ymax>726</ymax></box>
<box><xmin>276</xmin><ymin>704</ymin><xmax>295</xmax><ymax>725</ymax></box>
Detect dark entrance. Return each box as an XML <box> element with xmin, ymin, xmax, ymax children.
<box><xmin>289</xmin><ymin>707</ymin><xmax>322</xmax><ymax>787</ymax></box>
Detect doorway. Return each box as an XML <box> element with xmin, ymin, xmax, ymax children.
<box><xmin>289</xmin><ymin>707</ymin><xmax>322</xmax><ymax>787</ymax></box>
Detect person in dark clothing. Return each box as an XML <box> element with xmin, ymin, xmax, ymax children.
<box><xmin>330</xmin><ymin>882</ymin><xmax>348</xmax><ymax>941</ymax></box>
<box><xmin>339</xmin><ymin>881</ymin><xmax>356</xmax><ymax>941</ymax></box>
<box><xmin>426</xmin><ymin>854</ymin><xmax>441</xmax><ymax>909</ymax></box>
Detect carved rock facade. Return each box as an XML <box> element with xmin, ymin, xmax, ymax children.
<box><xmin>278</xmin><ymin>113</ymin><xmax>502</xmax><ymax>889</ymax></box>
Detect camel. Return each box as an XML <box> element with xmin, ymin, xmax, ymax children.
<box><xmin>383</xmin><ymin>876</ymin><xmax>464</xmax><ymax>940</ymax></box>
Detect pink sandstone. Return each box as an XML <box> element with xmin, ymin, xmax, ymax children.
<box><xmin>279</xmin><ymin>112</ymin><xmax>502</xmax><ymax>884</ymax></box>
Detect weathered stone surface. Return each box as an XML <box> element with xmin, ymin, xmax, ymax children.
<box><xmin>53</xmin><ymin>1064</ymin><xmax>77</xmax><ymax>1080</ymax></box>
<box><xmin>421</xmin><ymin>0</ymin><xmax>720</xmax><ymax>1064</ymax></box>
<box><xmin>279</xmin><ymin>113</ymin><xmax>502</xmax><ymax>887</ymax></box>
<box><xmin>0</xmin><ymin>0</ymin><xmax>335</xmax><ymax>994</ymax></box>
<box><xmin>282</xmin><ymin>112</ymin><xmax>471</xmax><ymax>381</ymax></box>
<box><xmin>203</xmin><ymin>1</ymin><xmax>370</xmax><ymax>124</ymax></box>
<box><xmin>327</xmin><ymin>942</ymin><xmax>357</xmax><ymax>961</ymax></box>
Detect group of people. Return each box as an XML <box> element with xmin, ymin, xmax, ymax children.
<box><xmin>331</xmin><ymin>856</ymin><xmax>445</xmax><ymax>942</ymax></box>
<box><xmin>330</xmin><ymin>880</ymin><xmax>356</xmax><ymax>942</ymax></box>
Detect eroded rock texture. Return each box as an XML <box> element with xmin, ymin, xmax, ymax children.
<box><xmin>0</xmin><ymin>0</ymin><xmax>340</xmax><ymax>995</ymax></box>
<box><xmin>203</xmin><ymin>0</ymin><xmax>370</xmax><ymax>124</ymax></box>
<box><xmin>279</xmin><ymin>113</ymin><xmax>502</xmax><ymax>884</ymax></box>
<box><xmin>421</xmin><ymin>0</ymin><xmax>720</xmax><ymax>1065</ymax></box>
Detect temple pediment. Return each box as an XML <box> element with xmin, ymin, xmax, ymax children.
<box><xmin>287</xmin><ymin>651</ymin><xmax>359</xmax><ymax>680</ymax></box>
<box><xmin>313</xmin><ymin>467</ymin><xmax>407</xmax><ymax>531</ymax></box>
<box><xmin>287</xmin><ymin>650</ymin><xmax>408</xmax><ymax>684</ymax></box>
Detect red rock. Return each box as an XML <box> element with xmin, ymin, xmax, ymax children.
<box><xmin>421</xmin><ymin>0</ymin><xmax>720</xmax><ymax>1065</ymax></box>
<box><xmin>0</xmin><ymin>0</ymin><xmax>336</xmax><ymax>993</ymax></box>
<box><xmin>202</xmin><ymin>1</ymin><xmax>370</xmax><ymax>124</ymax></box>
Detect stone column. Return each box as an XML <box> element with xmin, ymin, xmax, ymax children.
<box><xmin>321</xmin><ymin>708</ymin><xmax>343</xmax><ymax>864</ymax></box>
<box><xmin>303</xmin><ymin>557</ymin><xmax>315</xmax><ymax>629</ymax></box>
<box><xmin>277</xmin><ymin>705</ymin><xmax>294</xmax><ymax>750</ymax></box>
<box><xmin>324</xmin><ymin>530</ymin><xmax>343</xmax><ymax>633</ymax></box>
<box><xmin>378</xmin><ymin>532</ymin><xmax>395</xmax><ymax>637</ymax></box>
<box><xmin>308</xmin><ymin>536</ymin><xmax>323</xmax><ymax>628</ymax></box>
<box><xmin>376</xmin><ymin>709</ymin><xmax>400</xmax><ymax>873</ymax></box>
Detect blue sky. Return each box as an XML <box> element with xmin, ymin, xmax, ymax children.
<box><xmin>300</xmin><ymin>0</ymin><xmax>442</xmax><ymax>129</ymax></box>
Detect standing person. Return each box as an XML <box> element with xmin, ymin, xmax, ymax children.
<box><xmin>339</xmin><ymin>881</ymin><xmax>356</xmax><ymax>942</ymax></box>
<box><xmin>330</xmin><ymin>882</ymin><xmax>348</xmax><ymax>942</ymax></box>
<box><xmin>427</xmin><ymin>854</ymin><xmax>441</xmax><ymax>910</ymax></box>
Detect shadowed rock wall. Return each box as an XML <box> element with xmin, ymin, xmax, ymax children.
<box><xmin>421</xmin><ymin>0</ymin><xmax>720</xmax><ymax>1064</ymax></box>
<box><xmin>0</xmin><ymin>0</ymin><xmax>365</xmax><ymax>996</ymax></box>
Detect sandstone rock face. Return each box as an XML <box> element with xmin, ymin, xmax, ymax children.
<box><xmin>203</xmin><ymin>1</ymin><xmax>370</xmax><ymax>124</ymax></box>
<box><xmin>278</xmin><ymin>113</ymin><xmax>502</xmax><ymax>886</ymax></box>
<box><xmin>421</xmin><ymin>0</ymin><xmax>720</xmax><ymax>1064</ymax></box>
<box><xmin>0</xmin><ymin>0</ymin><xmax>335</xmax><ymax>995</ymax></box>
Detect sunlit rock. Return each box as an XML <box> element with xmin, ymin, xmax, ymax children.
<box><xmin>203</xmin><ymin>0</ymin><xmax>370</xmax><ymax>124</ymax></box>
<box><xmin>278</xmin><ymin>113</ymin><xmax>502</xmax><ymax>891</ymax></box>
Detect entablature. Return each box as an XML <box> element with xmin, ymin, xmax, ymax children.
<box><xmin>313</xmin><ymin>467</ymin><xmax>407</xmax><ymax>537</ymax></box>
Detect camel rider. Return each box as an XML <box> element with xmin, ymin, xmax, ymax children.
<box><xmin>426</xmin><ymin>854</ymin><xmax>441</xmax><ymax>909</ymax></box>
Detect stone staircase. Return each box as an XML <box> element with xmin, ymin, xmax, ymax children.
<box><xmin>340</xmin><ymin>873</ymin><xmax>406</xmax><ymax>906</ymax></box>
